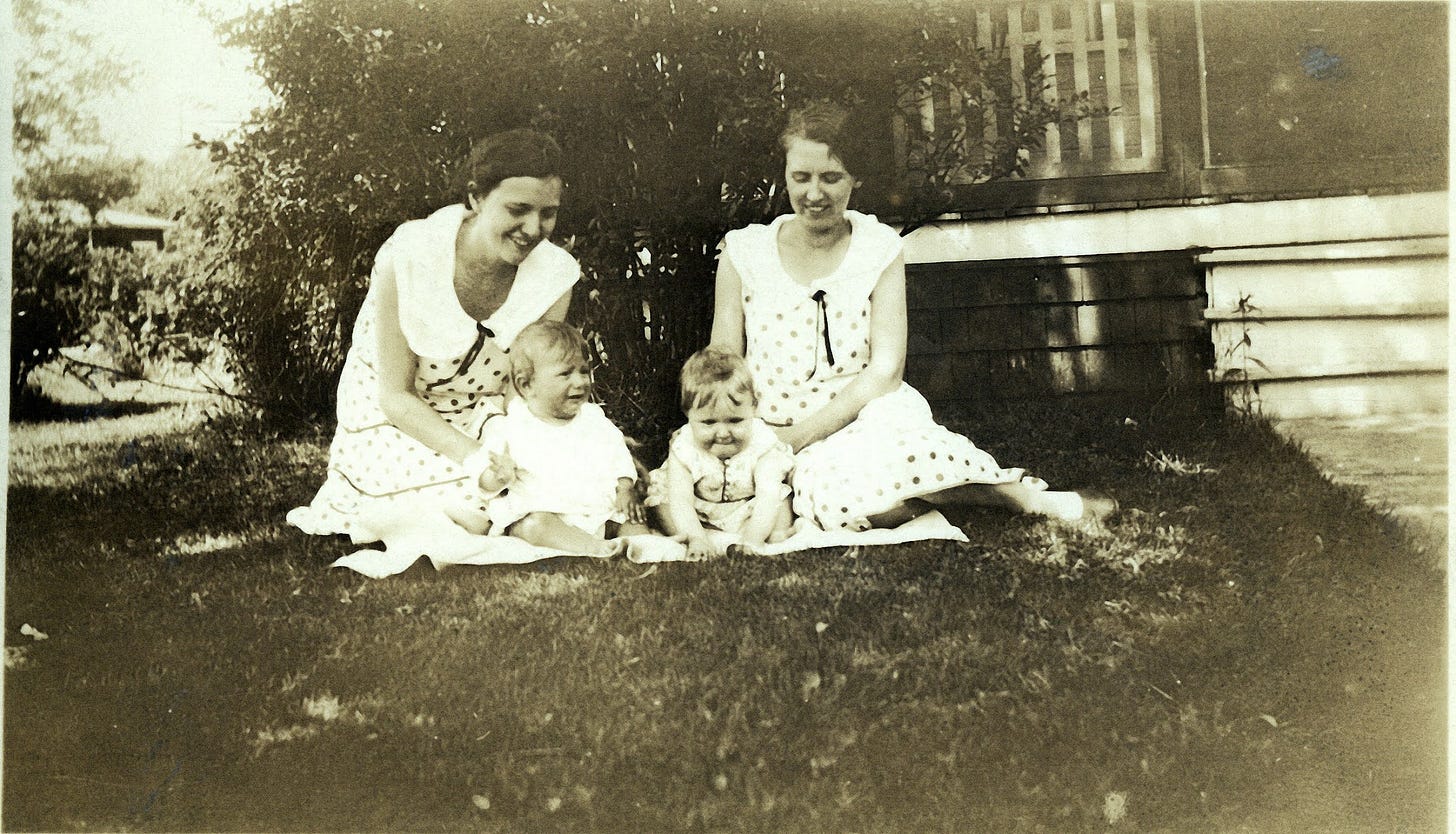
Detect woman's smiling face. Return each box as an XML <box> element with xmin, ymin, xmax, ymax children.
<box><xmin>462</xmin><ymin>175</ymin><xmax>562</xmax><ymax>268</ymax></box>
<box><xmin>783</xmin><ymin>138</ymin><xmax>858</xmax><ymax>230</ymax></box>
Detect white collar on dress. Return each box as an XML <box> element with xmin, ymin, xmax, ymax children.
<box><xmin>394</xmin><ymin>204</ymin><xmax>578</xmax><ymax>357</ymax></box>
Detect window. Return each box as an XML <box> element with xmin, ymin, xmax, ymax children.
<box><xmin>895</xmin><ymin>0</ymin><xmax>1163</xmax><ymax>184</ymax></box>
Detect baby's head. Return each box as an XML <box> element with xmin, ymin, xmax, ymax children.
<box><xmin>680</xmin><ymin>347</ymin><xmax>758</xmax><ymax>461</ymax></box>
<box><xmin>511</xmin><ymin>321</ymin><xmax>592</xmax><ymax>423</ymax></box>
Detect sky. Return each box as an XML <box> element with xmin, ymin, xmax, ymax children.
<box><xmin>67</xmin><ymin>0</ymin><xmax>274</xmax><ymax>162</ymax></box>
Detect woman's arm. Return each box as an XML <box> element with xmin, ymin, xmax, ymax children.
<box><xmin>775</xmin><ymin>254</ymin><xmax>909</xmax><ymax>452</ymax></box>
<box><xmin>709</xmin><ymin>256</ymin><xmax>746</xmax><ymax>355</ymax></box>
<box><xmin>374</xmin><ymin>266</ymin><xmax>482</xmax><ymax>464</ymax></box>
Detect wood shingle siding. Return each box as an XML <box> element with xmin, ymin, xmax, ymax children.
<box><xmin>906</xmin><ymin>251</ymin><xmax>1212</xmax><ymax>410</ymax></box>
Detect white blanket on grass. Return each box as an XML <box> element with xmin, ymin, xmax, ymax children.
<box><xmin>329</xmin><ymin>501</ymin><xmax>968</xmax><ymax>578</ymax></box>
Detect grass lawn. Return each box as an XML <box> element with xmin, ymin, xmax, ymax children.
<box><xmin>4</xmin><ymin>398</ymin><xmax>1444</xmax><ymax>832</ymax></box>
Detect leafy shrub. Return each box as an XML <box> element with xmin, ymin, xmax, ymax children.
<box><xmin>10</xmin><ymin>202</ymin><xmax>88</xmax><ymax>408</ymax></box>
<box><xmin>11</xmin><ymin>181</ymin><xmax>235</xmax><ymax>415</ymax></box>
<box><xmin>218</xmin><ymin>0</ymin><xmax>1081</xmax><ymax>430</ymax></box>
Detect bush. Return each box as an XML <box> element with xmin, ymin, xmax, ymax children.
<box><xmin>10</xmin><ymin>203</ymin><xmax>89</xmax><ymax>407</ymax></box>
<box><xmin>11</xmin><ymin>188</ymin><xmax>236</xmax><ymax>415</ymax></box>
<box><xmin>218</xmin><ymin>0</ymin><xmax>1078</xmax><ymax>430</ymax></box>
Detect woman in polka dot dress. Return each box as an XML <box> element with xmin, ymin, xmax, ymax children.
<box><xmin>287</xmin><ymin>130</ymin><xmax>580</xmax><ymax>540</ymax></box>
<box><xmin>710</xmin><ymin>103</ymin><xmax>1116</xmax><ymax>532</ymax></box>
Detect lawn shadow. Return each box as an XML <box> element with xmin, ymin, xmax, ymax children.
<box><xmin>10</xmin><ymin>391</ymin><xmax>177</xmax><ymax>424</ymax></box>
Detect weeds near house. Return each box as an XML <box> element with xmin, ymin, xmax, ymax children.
<box><xmin>5</xmin><ymin>401</ymin><xmax>1443</xmax><ymax>832</ymax></box>
<box><xmin>1217</xmin><ymin>293</ymin><xmax>1269</xmax><ymax>418</ymax></box>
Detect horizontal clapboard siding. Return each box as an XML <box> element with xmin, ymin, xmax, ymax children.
<box><xmin>1201</xmin><ymin>237</ymin><xmax>1448</xmax><ymax>418</ymax></box>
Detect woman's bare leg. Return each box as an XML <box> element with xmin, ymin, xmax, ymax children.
<box><xmin>920</xmin><ymin>482</ymin><xmax>1101</xmax><ymax>520</ymax></box>
<box><xmin>865</xmin><ymin>497</ymin><xmax>934</xmax><ymax>528</ymax></box>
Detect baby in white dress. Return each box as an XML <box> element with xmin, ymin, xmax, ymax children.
<box><xmin>455</xmin><ymin>320</ymin><xmax>680</xmax><ymax>560</ymax></box>
<box><xmin>651</xmin><ymin>347</ymin><xmax>795</xmax><ymax>560</ymax></box>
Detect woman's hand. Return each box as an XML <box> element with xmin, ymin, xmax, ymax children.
<box><xmin>771</xmin><ymin>423</ymin><xmax>810</xmax><ymax>453</ymax></box>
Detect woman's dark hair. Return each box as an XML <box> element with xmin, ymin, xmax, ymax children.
<box><xmin>779</xmin><ymin>101</ymin><xmax>876</xmax><ymax>178</ymax></box>
<box><xmin>459</xmin><ymin>128</ymin><xmax>563</xmax><ymax>205</ymax></box>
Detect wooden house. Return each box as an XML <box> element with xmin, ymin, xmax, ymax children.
<box><xmin>871</xmin><ymin>1</ymin><xmax>1446</xmax><ymax>418</ymax></box>
<box><xmin>91</xmin><ymin>208</ymin><xmax>174</xmax><ymax>251</ymax></box>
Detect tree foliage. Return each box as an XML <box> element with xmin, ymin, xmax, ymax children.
<box><xmin>218</xmin><ymin>0</ymin><xmax>1083</xmax><ymax>432</ymax></box>
<box><xmin>12</xmin><ymin>0</ymin><xmax>134</xmax><ymax>168</ymax></box>
<box><xmin>11</xmin><ymin>203</ymin><xmax>88</xmax><ymax>405</ymax></box>
<box><xmin>19</xmin><ymin>155</ymin><xmax>142</xmax><ymax>218</ymax></box>
<box><xmin>10</xmin><ymin>0</ymin><xmax>147</xmax><ymax>411</ymax></box>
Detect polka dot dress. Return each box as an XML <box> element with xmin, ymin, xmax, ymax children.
<box><xmin>287</xmin><ymin>205</ymin><xmax>578</xmax><ymax>540</ymax></box>
<box><xmin>722</xmin><ymin>210</ymin><xmax>1025</xmax><ymax>532</ymax></box>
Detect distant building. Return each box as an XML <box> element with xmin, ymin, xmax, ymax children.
<box><xmin>90</xmin><ymin>208</ymin><xmax>175</xmax><ymax>251</ymax></box>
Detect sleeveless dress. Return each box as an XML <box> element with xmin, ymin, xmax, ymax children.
<box><xmin>722</xmin><ymin>209</ymin><xmax>1027</xmax><ymax>531</ymax></box>
<box><xmin>287</xmin><ymin>204</ymin><xmax>579</xmax><ymax>540</ymax></box>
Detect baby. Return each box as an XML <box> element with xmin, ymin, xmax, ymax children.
<box><xmin>651</xmin><ymin>346</ymin><xmax>795</xmax><ymax>560</ymax></box>
<box><xmin>459</xmin><ymin>320</ymin><xmax>678</xmax><ymax>560</ymax></box>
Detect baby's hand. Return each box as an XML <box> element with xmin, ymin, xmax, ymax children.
<box><xmin>615</xmin><ymin>481</ymin><xmax>646</xmax><ymax>525</ymax></box>
<box><xmin>477</xmin><ymin>449</ymin><xmax>516</xmax><ymax>493</ymax></box>
<box><xmin>464</xmin><ymin>442</ymin><xmax>515</xmax><ymax>495</ymax></box>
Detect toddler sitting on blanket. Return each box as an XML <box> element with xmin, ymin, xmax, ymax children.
<box><xmin>451</xmin><ymin>320</ymin><xmax>680</xmax><ymax>562</ymax></box>
<box><xmin>648</xmin><ymin>347</ymin><xmax>796</xmax><ymax>560</ymax></box>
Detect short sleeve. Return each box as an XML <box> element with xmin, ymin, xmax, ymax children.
<box><xmin>390</xmin><ymin>205</ymin><xmax>477</xmax><ymax>357</ymax></box>
<box><xmin>839</xmin><ymin>211</ymin><xmax>905</xmax><ymax>291</ymax></box>
<box><xmin>721</xmin><ymin>223</ymin><xmax>777</xmax><ymax>293</ymax></box>
<box><xmin>666</xmin><ymin>425</ymin><xmax>692</xmax><ymax>465</ymax></box>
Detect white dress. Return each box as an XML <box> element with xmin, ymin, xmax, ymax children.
<box><xmin>486</xmin><ymin>399</ymin><xmax>638</xmax><ymax>537</ymax></box>
<box><xmin>287</xmin><ymin>204</ymin><xmax>579</xmax><ymax>540</ymax></box>
<box><xmin>722</xmin><ymin>209</ymin><xmax>1026</xmax><ymax>531</ymax></box>
<box><xmin>659</xmin><ymin>417</ymin><xmax>793</xmax><ymax>534</ymax></box>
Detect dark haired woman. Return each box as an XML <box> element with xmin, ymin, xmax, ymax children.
<box><xmin>710</xmin><ymin>103</ymin><xmax>1115</xmax><ymax>532</ymax></box>
<box><xmin>289</xmin><ymin>129</ymin><xmax>579</xmax><ymax>539</ymax></box>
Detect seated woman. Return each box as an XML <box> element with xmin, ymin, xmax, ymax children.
<box><xmin>288</xmin><ymin>129</ymin><xmax>579</xmax><ymax>540</ymax></box>
<box><xmin>710</xmin><ymin>102</ymin><xmax>1116</xmax><ymax>532</ymax></box>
